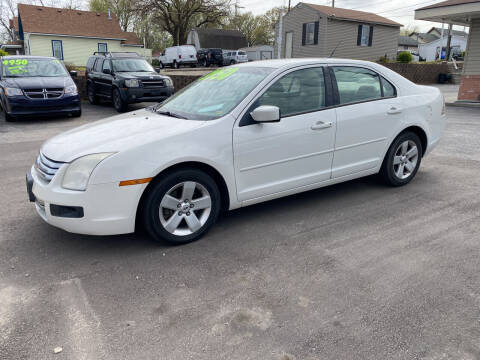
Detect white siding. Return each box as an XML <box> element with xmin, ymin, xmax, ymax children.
<box><xmin>464</xmin><ymin>20</ymin><xmax>480</xmax><ymax>75</ymax></box>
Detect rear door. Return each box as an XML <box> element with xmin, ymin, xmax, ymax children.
<box><xmin>329</xmin><ymin>66</ymin><xmax>402</xmax><ymax>178</ymax></box>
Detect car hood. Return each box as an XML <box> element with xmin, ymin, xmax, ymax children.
<box><xmin>41</xmin><ymin>108</ymin><xmax>205</xmax><ymax>162</ymax></box>
<box><xmin>2</xmin><ymin>76</ymin><xmax>73</xmax><ymax>89</ymax></box>
<box><xmin>116</xmin><ymin>72</ymin><xmax>167</xmax><ymax>80</ymax></box>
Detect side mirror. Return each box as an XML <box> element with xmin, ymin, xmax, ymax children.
<box><xmin>102</xmin><ymin>68</ymin><xmax>111</xmax><ymax>75</ymax></box>
<box><xmin>250</xmin><ymin>105</ymin><xmax>280</xmax><ymax>123</ymax></box>
<box><xmin>69</xmin><ymin>70</ymin><xmax>77</xmax><ymax>78</ymax></box>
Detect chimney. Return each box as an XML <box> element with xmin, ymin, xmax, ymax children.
<box><xmin>107</xmin><ymin>8</ymin><xmax>111</xmax><ymax>20</ymax></box>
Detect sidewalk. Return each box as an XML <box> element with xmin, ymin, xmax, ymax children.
<box><xmin>432</xmin><ymin>84</ymin><xmax>480</xmax><ymax>108</ymax></box>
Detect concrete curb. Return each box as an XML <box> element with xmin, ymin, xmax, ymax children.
<box><xmin>446</xmin><ymin>101</ymin><xmax>480</xmax><ymax>108</ymax></box>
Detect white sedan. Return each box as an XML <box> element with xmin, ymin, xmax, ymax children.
<box><xmin>27</xmin><ymin>59</ymin><xmax>446</xmax><ymax>244</ymax></box>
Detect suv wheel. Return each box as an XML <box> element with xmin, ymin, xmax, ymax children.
<box><xmin>203</xmin><ymin>59</ymin><xmax>208</xmax><ymax>67</ymax></box>
<box><xmin>230</xmin><ymin>60</ymin><xmax>235</xmax><ymax>65</ymax></box>
<box><xmin>380</xmin><ymin>131</ymin><xmax>422</xmax><ymax>186</ymax></box>
<box><xmin>87</xmin><ymin>83</ymin><xmax>98</xmax><ymax>105</ymax></box>
<box><xmin>159</xmin><ymin>62</ymin><xmax>164</xmax><ymax>69</ymax></box>
<box><xmin>142</xmin><ymin>169</ymin><xmax>221</xmax><ymax>244</ymax></box>
<box><xmin>173</xmin><ymin>61</ymin><xmax>179</xmax><ymax>69</ymax></box>
<box><xmin>112</xmin><ymin>88</ymin><xmax>127</xmax><ymax>112</ymax></box>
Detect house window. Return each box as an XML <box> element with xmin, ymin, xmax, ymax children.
<box><xmin>357</xmin><ymin>25</ymin><xmax>373</xmax><ymax>47</ymax></box>
<box><xmin>98</xmin><ymin>43</ymin><xmax>108</xmax><ymax>53</ymax></box>
<box><xmin>51</xmin><ymin>40</ymin><xmax>63</xmax><ymax>60</ymax></box>
<box><xmin>305</xmin><ymin>22</ymin><xmax>315</xmax><ymax>45</ymax></box>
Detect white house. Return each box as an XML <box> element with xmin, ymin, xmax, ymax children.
<box><xmin>418</xmin><ymin>33</ymin><xmax>468</xmax><ymax>61</ymax></box>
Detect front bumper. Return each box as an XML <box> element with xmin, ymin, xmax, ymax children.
<box><xmin>6</xmin><ymin>94</ymin><xmax>81</xmax><ymax>116</ymax></box>
<box><xmin>123</xmin><ymin>86</ymin><xmax>174</xmax><ymax>104</ymax></box>
<box><xmin>27</xmin><ymin>165</ymin><xmax>146</xmax><ymax>236</ymax></box>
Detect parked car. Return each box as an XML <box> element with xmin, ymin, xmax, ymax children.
<box><xmin>86</xmin><ymin>52</ymin><xmax>174</xmax><ymax>112</ymax></box>
<box><xmin>0</xmin><ymin>56</ymin><xmax>80</xmax><ymax>122</ymax></box>
<box><xmin>158</xmin><ymin>45</ymin><xmax>197</xmax><ymax>69</ymax></box>
<box><xmin>223</xmin><ymin>50</ymin><xmax>248</xmax><ymax>65</ymax></box>
<box><xmin>27</xmin><ymin>59</ymin><xmax>446</xmax><ymax>245</ymax></box>
<box><xmin>197</xmin><ymin>48</ymin><xmax>224</xmax><ymax>67</ymax></box>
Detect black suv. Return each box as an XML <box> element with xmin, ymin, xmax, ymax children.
<box><xmin>197</xmin><ymin>48</ymin><xmax>224</xmax><ymax>67</ymax></box>
<box><xmin>86</xmin><ymin>52</ymin><xmax>174</xmax><ymax>112</ymax></box>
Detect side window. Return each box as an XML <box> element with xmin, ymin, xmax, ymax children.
<box><xmin>332</xmin><ymin>66</ymin><xmax>382</xmax><ymax>104</ymax></box>
<box><xmin>102</xmin><ymin>60</ymin><xmax>111</xmax><ymax>73</ymax></box>
<box><xmin>86</xmin><ymin>57</ymin><xmax>95</xmax><ymax>70</ymax></box>
<box><xmin>381</xmin><ymin>76</ymin><xmax>396</xmax><ymax>97</ymax></box>
<box><xmin>94</xmin><ymin>58</ymin><xmax>104</xmax><ymax>73</ymax></box>
<box><xmin>257</xmin><ymin>67</ymin><xmax>326</xmax><ymax>117</ymax></box>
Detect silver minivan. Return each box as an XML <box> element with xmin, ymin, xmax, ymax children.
<box><xmin>223</xmin><ymin>50</ymin><xmax>248</xmax><ymax>65</ymax></box>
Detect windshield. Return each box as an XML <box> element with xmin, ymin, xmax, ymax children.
<box><xmin>1</xmin><ymin>58</ymin><xmax>68</xmax><ymax>77</ymax></box>
<box><xmin>112</xmin><ymin>58</ymin><xmax>154</xmax><ymax>72</ymax></box>
<box><xmin>156</xmin><ymin>67</ymin><xmax>273</xmax><ymax>120</ymax></box>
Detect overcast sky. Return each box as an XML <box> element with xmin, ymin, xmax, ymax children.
<box><xmin>243</xmin><ymin>0</ymin><xmax>468</xmax><ymax>32</ymax></box>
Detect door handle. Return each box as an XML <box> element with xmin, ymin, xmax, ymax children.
<box><xmin>387</xmin><ymin>106</ymin><xmax>402</xmax><ymax>115</ymax></box>
<box><xmin>311</xmin><ymin>121</ymin><xmax>333</xmax><ymax>130</ymax></box>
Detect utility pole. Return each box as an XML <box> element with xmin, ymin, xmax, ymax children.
<box><xmin>445</xmin><ymin>23</ymin><xmax>453</xmax><ymax>61</ymax></box>
<box><xmin>288</xmin><ymin>0</ymin><xmax>291</xmax><ymax>12</ymax></box>
<box><xmin>332</xmin><ymin>0</ymin><xmax>334</xmax><ymax>7</ymax></box>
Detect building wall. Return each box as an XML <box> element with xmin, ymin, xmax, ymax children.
<box><xmin>324</xmin><ymin>19</ymin><xmax>398</xmax><ymax>61</ymax></box>
<box><xmin>463</xmin><ymin>19</ymin><xmax>480</xmax><ymax>75</ymax></box>
<box><xmin>26</xmin><ymin>34</ymin><xmax>151</xmax><ymax>66</ymax></box>
<box><xmin>274</xmin><ymin>4</ymin><xmax>399</xmax><ymax>61</ymax></box>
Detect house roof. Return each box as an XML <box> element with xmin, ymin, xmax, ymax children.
<box><xmin>16</xmin><ymin>4</ymin><xmax>126</xmax><ymax>39</ymax></box>
<box><xmin>302</xmin><ymin>3</ymin><xmax>402</xmax><ymax>27</ymax></box>
<box><xmin>428</xmin><ymin>26</ymin><xmax>468</xmax><ymax>37</ymax></box>
<box><xmin>122</xmin><ymin>32</ymin><xmax>142</xmax><ymax>45</ymax></box>
<box><xmin>418</xmin><ymin>0</ymin><xmax>480</xmax><ymax>10</ymax></box>
<box><xmin>398</xmin><ymin>36</ymin><xmax>418</xmax><ymax>46</ymax></box>
<box><xmin>411</xmin><ymin>32</ymin><xmax>440</xmax><ymax>43</ymax></box>
<box><xmin>191</xmin><ymin>28</ymin><xmax>248</xmax><ymax>49</ymax></box>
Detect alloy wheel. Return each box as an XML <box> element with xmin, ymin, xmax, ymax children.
<box><xmin>393</xmin><ymin>140</ymin><xmax>419</xmax><ymax>180</ymax></box>
<box><xmin>159</xmin><ymin>181</ymin><xmax>212</xmax><ymax>236</ymax></box>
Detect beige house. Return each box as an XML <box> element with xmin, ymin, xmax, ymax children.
<box><xmin>275</xmin><ymin>3</ymin><xmax>401</xmax><ymax>61</ymax></box>
<box><xmin>416</xmin><ymin>0</ymin><xmax>480</xmax><ymax>102</ymax></box>
<box><xmin>11</xmin><ymin>4</ymin><xmax>151</xmax><ymax>66</ymax></box>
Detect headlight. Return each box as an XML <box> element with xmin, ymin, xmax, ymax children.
<box><xmin>4</xmin><ymin>87</ymin><xmax>23</xmax><ymax>96</ymax></box>
<box><xmin>62</xmin><ymin>153</ymin><xmax>115</xmax><ymax>191</ymax></box>
<box><xmin>64</xmin><ymin>84</ymin><xmax>78</xmax><ymax>95</ymax></box>
<box><xmin>164</xmin><ymin>77</ymin><xmax>173</xmax><ymax>87</ymax></box>
<box><xmin>124</xmin><ymin>79</ymin><xmax>139</xmax><ymax>87</ymax></box>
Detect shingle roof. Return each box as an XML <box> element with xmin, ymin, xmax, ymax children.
<box><xmin>398</xmin><ymin>36</ymin><xmax>418</xmax><ymax>46</ymax></box>
<box><xmin>302</xmin><ymin>3</ymin><xmax>402</xmax><ymax>27</ymax></box>
<box><xmin>17</xmin><ymin>4</ymin><xmax>126</xmax><ymax>39</ymax></box>
<box><xmin>418</xmin><ymin>0</ymin><xmax>480</xmax><ymax>10</ymax></box>
<box><xmin>193</xmin><ymin>28</ymin><xmax>248</xmax><ymax>49</ymax></box>
<box><xmin>122</xmin><ymin>32</ymin><xmax>142</xmax><ymax>45</ymax></box>
<box><xmin>429</xmin><ymin>26</ymin><xmax>469</xmax><ymax>37</ymax></box>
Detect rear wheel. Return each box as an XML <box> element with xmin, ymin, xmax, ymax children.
<box><xmin>87</xmin><ymin>83</ymin><xmax>98</xmax><ymax>105</ymax></box>
<box><xmin>173</xmin><ymin>61</ymin><xmax>179</xmax><ymax>69</ymax></box>
<box><xmin>112</xmin><ymin>88</ymin><xmax>127</xmax><ymax>112</ymax></box>
<box><xmin>142</xmin><ymin>169</ymin><xmax>221</xmax><ymax>244</ymax></box>
<box><xmin>380</xmin><ymin>132</ymin><xmax>422</xmax><ymax>186</ymax></box>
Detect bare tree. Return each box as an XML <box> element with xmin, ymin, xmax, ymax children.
<box><xmin>0</xmin><ymin>0</ymin><xmax>17</xmax><ymax>41</ymax></box>
<box><xmin>138</xmin><ymin>0</ymin><xmax>231</xmax><ymax>46</ymax></box>
<box><xmin>89</xmin><ymin>0</ymin><xmax>137</xmax><ymax>31</ymax></box>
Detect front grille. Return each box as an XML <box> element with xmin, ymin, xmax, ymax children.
<box><xmin>35</xmin><ymin>152</ymin><xmax>64</xmax><ymax>183</ymax></box>
<box><xmin>24</xmin><ymin>88</ymin><xmax>64</xmax><ymax>99</ymax></box>
<box><xmin>141</xmin><ymin>80</ymin><xmax>165</xmax><ymax>89</ymax></box>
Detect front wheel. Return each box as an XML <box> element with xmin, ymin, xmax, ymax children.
<box><xmin>173</xmin><ymin>61</ymin><xmax>179</xmax><ymax>69</ymax></box>
<box><xmin>112</xmin><ymin>88</ymin><xmax>127</xmax><ymax>112</ymax></box>
<box><xmin>380</xmin><ymin>132</ymin><xmax>422</xmax><ymax>186</ymax></box>
<box><xmin>87</xmin><ymin>83</ymin><xmax>98</xmax><ymax>105</ymax></box>
<box><xmin>142</xmin><ymin>169</ymin><xmax>221</xmax><ymax>244</ymax></box>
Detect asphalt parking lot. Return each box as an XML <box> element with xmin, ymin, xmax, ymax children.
<box><xmin>1</xmin><ymin>103</ymin><xmax>479</xmax><ymax>360</ymax></box>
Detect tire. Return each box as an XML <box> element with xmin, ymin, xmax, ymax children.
<box><xmin>230</xmin><ymin>60</ymin><xmax>235</xmax><ymax>65</ymax></box>
<box><xmin>142</xmin><ymin>169</ymin><xmax>221</xmax><ymax>244</ymax></box>
<box><xmin>3</xmin><ymin>109</ymin><xmax>15</xmax><ymax>122</ymax></box>
<box><xmin>159</xmin><ymin>62</ymin><xmax>164</xmax><ymax>69</ymax></box>
<box><xmin>202</xmin><ymin>59</ymin><xmax>207</xmax><ymax>67</ymax></box>
<box><xmin>380</xmin><ymin>131</ymin><xmax>422</xmax><ymax>186</ymax></box>
<box><xmin>71</xmin><ymin>109</ymin><xmax>82</xmax><ymax>117</ymax></box>
<box><xmin>173</xmin><ymin>61</ymin><xmax>179</xmax><ymax>69</ymax></box>
<box><xmin>112</xmin><ymin>88</ymin><xmax>127</xmax><ymax>112</ymax></box>
<box><xmin>87</xmin><ymin>83</ymin><xmax>98</xmax><ymax>105</ymax></box>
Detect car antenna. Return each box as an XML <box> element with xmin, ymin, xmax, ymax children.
<box><xmin>329</xmin><ymin>40</ymin><xmax>342</xmax><ymax>58</ymax></box>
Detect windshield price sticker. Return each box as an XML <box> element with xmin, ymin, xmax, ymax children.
<box><xmin>200</xmin><ymin>67</ymin><xmax>239</xmax><ymax>81</ymax></box>
<box><xmin>3</xmin><ymin>59</ymin><xmax>29</xmax><ymax>74</ymax></box>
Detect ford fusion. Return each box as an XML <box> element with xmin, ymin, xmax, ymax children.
<box><xmin>1</xmin><ymin>56</ymin><xmax>81</xmax><ymax>121</ymax></box>
<box><xmin>27</xmin><ymin>59</ymin><xmax>446</xmax><ymax>244</ymax></box>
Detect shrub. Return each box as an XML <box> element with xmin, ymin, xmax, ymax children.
<box><xmin>378</xmin><ymin>55</ymin><xmax>389</xmax><ymax>63</ymax></box>
<box><xmin>151</xmin><ymin>58</ymin><xmax>160</xmax><ymax>66</ymax></box>
<box><xmin>461</xmin><ymin>51</ymin><xmax>466</xmax><ymax>58</ymax></box>
<box><xmin>0</xmin><ymin>49</ymin><xmax>9</xmax><ymax>57</ymax></box>
<box><xmin>63</xmin><ymin>62</ymin><xmax>76</xmax><ymax>72</ymax></box>
<box><xmin>397</xmin><ymin>51</ymin><xmax>413</xmax><ymax>63</ymax></box>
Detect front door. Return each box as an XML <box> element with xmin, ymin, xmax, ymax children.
<box><xmin>285</xmin><ymin>32</ymin><xmax>293</xmax><ymax>58</ymax></box>
<box><xmin>329</xmin><ymin>66</ymin><xmax>403</xmax><ymax>178</ymax></box>
<box><xmin>233</xmin><ymin>66</ymin><xmax>336</xmax><ymax>202</ymax></box>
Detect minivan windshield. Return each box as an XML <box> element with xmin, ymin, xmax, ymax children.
<box><xmin>112</xmin><ymin>58</ymin><xmax>154</xmax><ymax>72</ymax></box>
<box><xmin>1</xmin><ymin>58</ymin><xmax>68</xmax><ymax>78</ymax></box>
<box><xmin>155</xmin><ymin>67</ymin><xmax>274</xmax><ymax>120</ymax></box>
